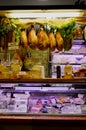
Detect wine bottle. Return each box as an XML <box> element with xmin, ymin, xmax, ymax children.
<box><xmin>56</xmin><ymin>64</ymin><xmax>61</xmax><ymax>78</ymax></box>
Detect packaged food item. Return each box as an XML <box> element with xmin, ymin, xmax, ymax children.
<box><xmin>64</xmin><ymin>65</ymin><xmax>73</xmax><ymax>76</ymax></box>
<box><xmin>32</xmin><ymin>63</ymin><xmax>45</xmax><ymax>78</ymax></box>
<box><xmin>0</xmin><ymin>64</ymin><xmax>11</xmax><ymax>79</ymax></box>
<box><xmin>0</xmin><ymin>64</ymin><xmax>9</xmax><ymax>72</ymax></box>
<box><xmin>73</xmin><ymin>98</ymin><xmax>85</xmax><ymax>105</ymax></box>
<box><xmin>7</xmin><ymin>93</ymin><xmax>29</xmax><ymax>113</ymax></box>
<box><xmin>62</xmin><ymin>75</ymin><xmax>73</xmax><ymax>79</ymax></box>
<box><xmin>17</xmin><ymin>71</ymin><xmax>29</xmax><ymax>79</ymax></box>
<box><xmin>74</xmin><ymin>67</ymin><xmax>86</xmax><ymax>77</ymax></box>
<box><xmin>61</xmin><ymin>104</ymin><xmax>81</xmax><ymax>114</ymax></box>
<box><xmin>74</xmin><ymin>25</ymin><xmax>83</xmax><ymax>40</ymax></box>
<box><xmin>15</xmin><ymin>99</ymin><xmax>28</xmax><ymax>113</ymax></box>
<box><xmin>1</xmin><ymin>71</ymin><xmax>13</xmax><ymax>79</ymax></box>
<box><xmin>81</xmin><ymin>105</ymin><xmax>86</xmax><ymax>113</ymax></box>
<box><xmin>30</xmin><ymin>104</ymin><xmax>42</xmax><ymax>113</ymax></box>
<box><xmin>62</xmin><ymin>65</ymin><xmax>73</xmax><ymax>79</ymax></box>
<box><xmin>7</xmin><ymin>98</ymin><xmax>16</xmax><ymax>112</ymax></box>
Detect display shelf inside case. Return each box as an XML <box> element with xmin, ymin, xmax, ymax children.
<box><xmin>74</xmin><ymin>40</ymin><xmax>86</xmax><ymax>44</ymax></box>
<box><xmin>0</xmin><ymin>81</ymin><xmax>86</xmax><ymax>116</ymax></box>
<box><xmin>51</xmin><ymin>41</ymin><xmax>86</xmax><ymax>78</ymax></box>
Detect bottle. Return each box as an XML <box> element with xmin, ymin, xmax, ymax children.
<box><xmin>84</xmin><ymin>26</ymin><xmax>86</xmax><ymax>41</ymax></box>
<box><xmin>56</xmin><ymin>64</ymin><xmax>61</xmax><ymax>78</ymax></box>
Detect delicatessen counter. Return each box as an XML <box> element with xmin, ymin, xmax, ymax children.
<box><xmin>0</xmin><ymin>9</ymin><xmax>86</xmax><ymax>128</ymax></box>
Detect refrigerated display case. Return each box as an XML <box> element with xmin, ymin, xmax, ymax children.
<box><xmin>0</xmin><ymin>79</ymin><xmax>86</xmax><ymax>120</ymax></box>
<box><xmin>0</xmin><ymin>6</ymin><xmax>86</xmax><ymax>126</ymax></box>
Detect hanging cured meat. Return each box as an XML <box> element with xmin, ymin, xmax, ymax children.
<box><xmin>27</xmin><ymin>28</ymin><xmax>38</xmax><ymax>49</ymax></box>
<box><xmin>20</xmin><ymin>29</ymin><xmax>28</xmax><ymax>48</ymax></box>
<box><xmin>6</xmin><ymin>31</ymin><xmax>15</xmax><ymax>43</ymax></box>
<box><xmin>0</xmin><ymin>35</ymin><xmax>5</xmax><ymax>48</ymax></box>
<box><xmin>64</xmin><ymin>35</ymin><xmax>74</xmax><ymax>51</ymax></box>
<box><xmin>56</xmin><ymin>31</ymin><xmax>64</xmax><ymax>51</ymax></box>
<box><xmin>48</xmin><ymin>32</ymin><xmax>56</xmax><ymax>51</ymax></box>
<box><xmin>37</xmin><ymin>30</ymin><xmax>49</xmax><ymax>50</ymax></box>
<box><xmin>18</xmin><ymin>18</ymin><xmax>76</xmax><ymax>51</ymax></box>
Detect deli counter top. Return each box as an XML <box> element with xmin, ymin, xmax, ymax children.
<box><xmin>0</xmin><ymin>78</ymin><xmax>86</xmax><ymax>83</ymax></box>
<box><xmin>1</xmin><ymin>114</ymin><xmax>86</xmax><ymax>122</ymax></box>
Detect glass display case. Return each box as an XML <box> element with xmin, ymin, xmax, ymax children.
<box><xmin>0</xmin><ymin>6</ymin><xmax>86</xmax><ymax>122</ymax></box>
<box><xmin>0</xmin><ymin>80</ymin><xmax>86</xmax><ymax>117</ymax></box>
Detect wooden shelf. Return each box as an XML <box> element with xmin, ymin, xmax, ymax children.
<box><xmin>0</xmin><ymin>78</ymin><xmax>86</xmax><ymax>83</ymax></box>
<box><xmin>0</xmin><ymin>114</ymin><xmax>86</xmax><ymax>122</ymax></box>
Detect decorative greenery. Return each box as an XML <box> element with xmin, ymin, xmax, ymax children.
<box><xmin>0</xmin><ymin>17</ymin><xmax>18</xmax><ymax>35</ymax></box>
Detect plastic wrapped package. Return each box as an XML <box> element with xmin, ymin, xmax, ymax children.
<box><xmin>28</xmin><ymin>93</ymin><xmax>86</xmax><ymax>115</ymax></box>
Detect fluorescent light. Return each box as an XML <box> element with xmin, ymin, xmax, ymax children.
<box><xmin>5</xmin><ymin>11</ymin><xmax>84</xmax><ymax>18</ymax></box>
